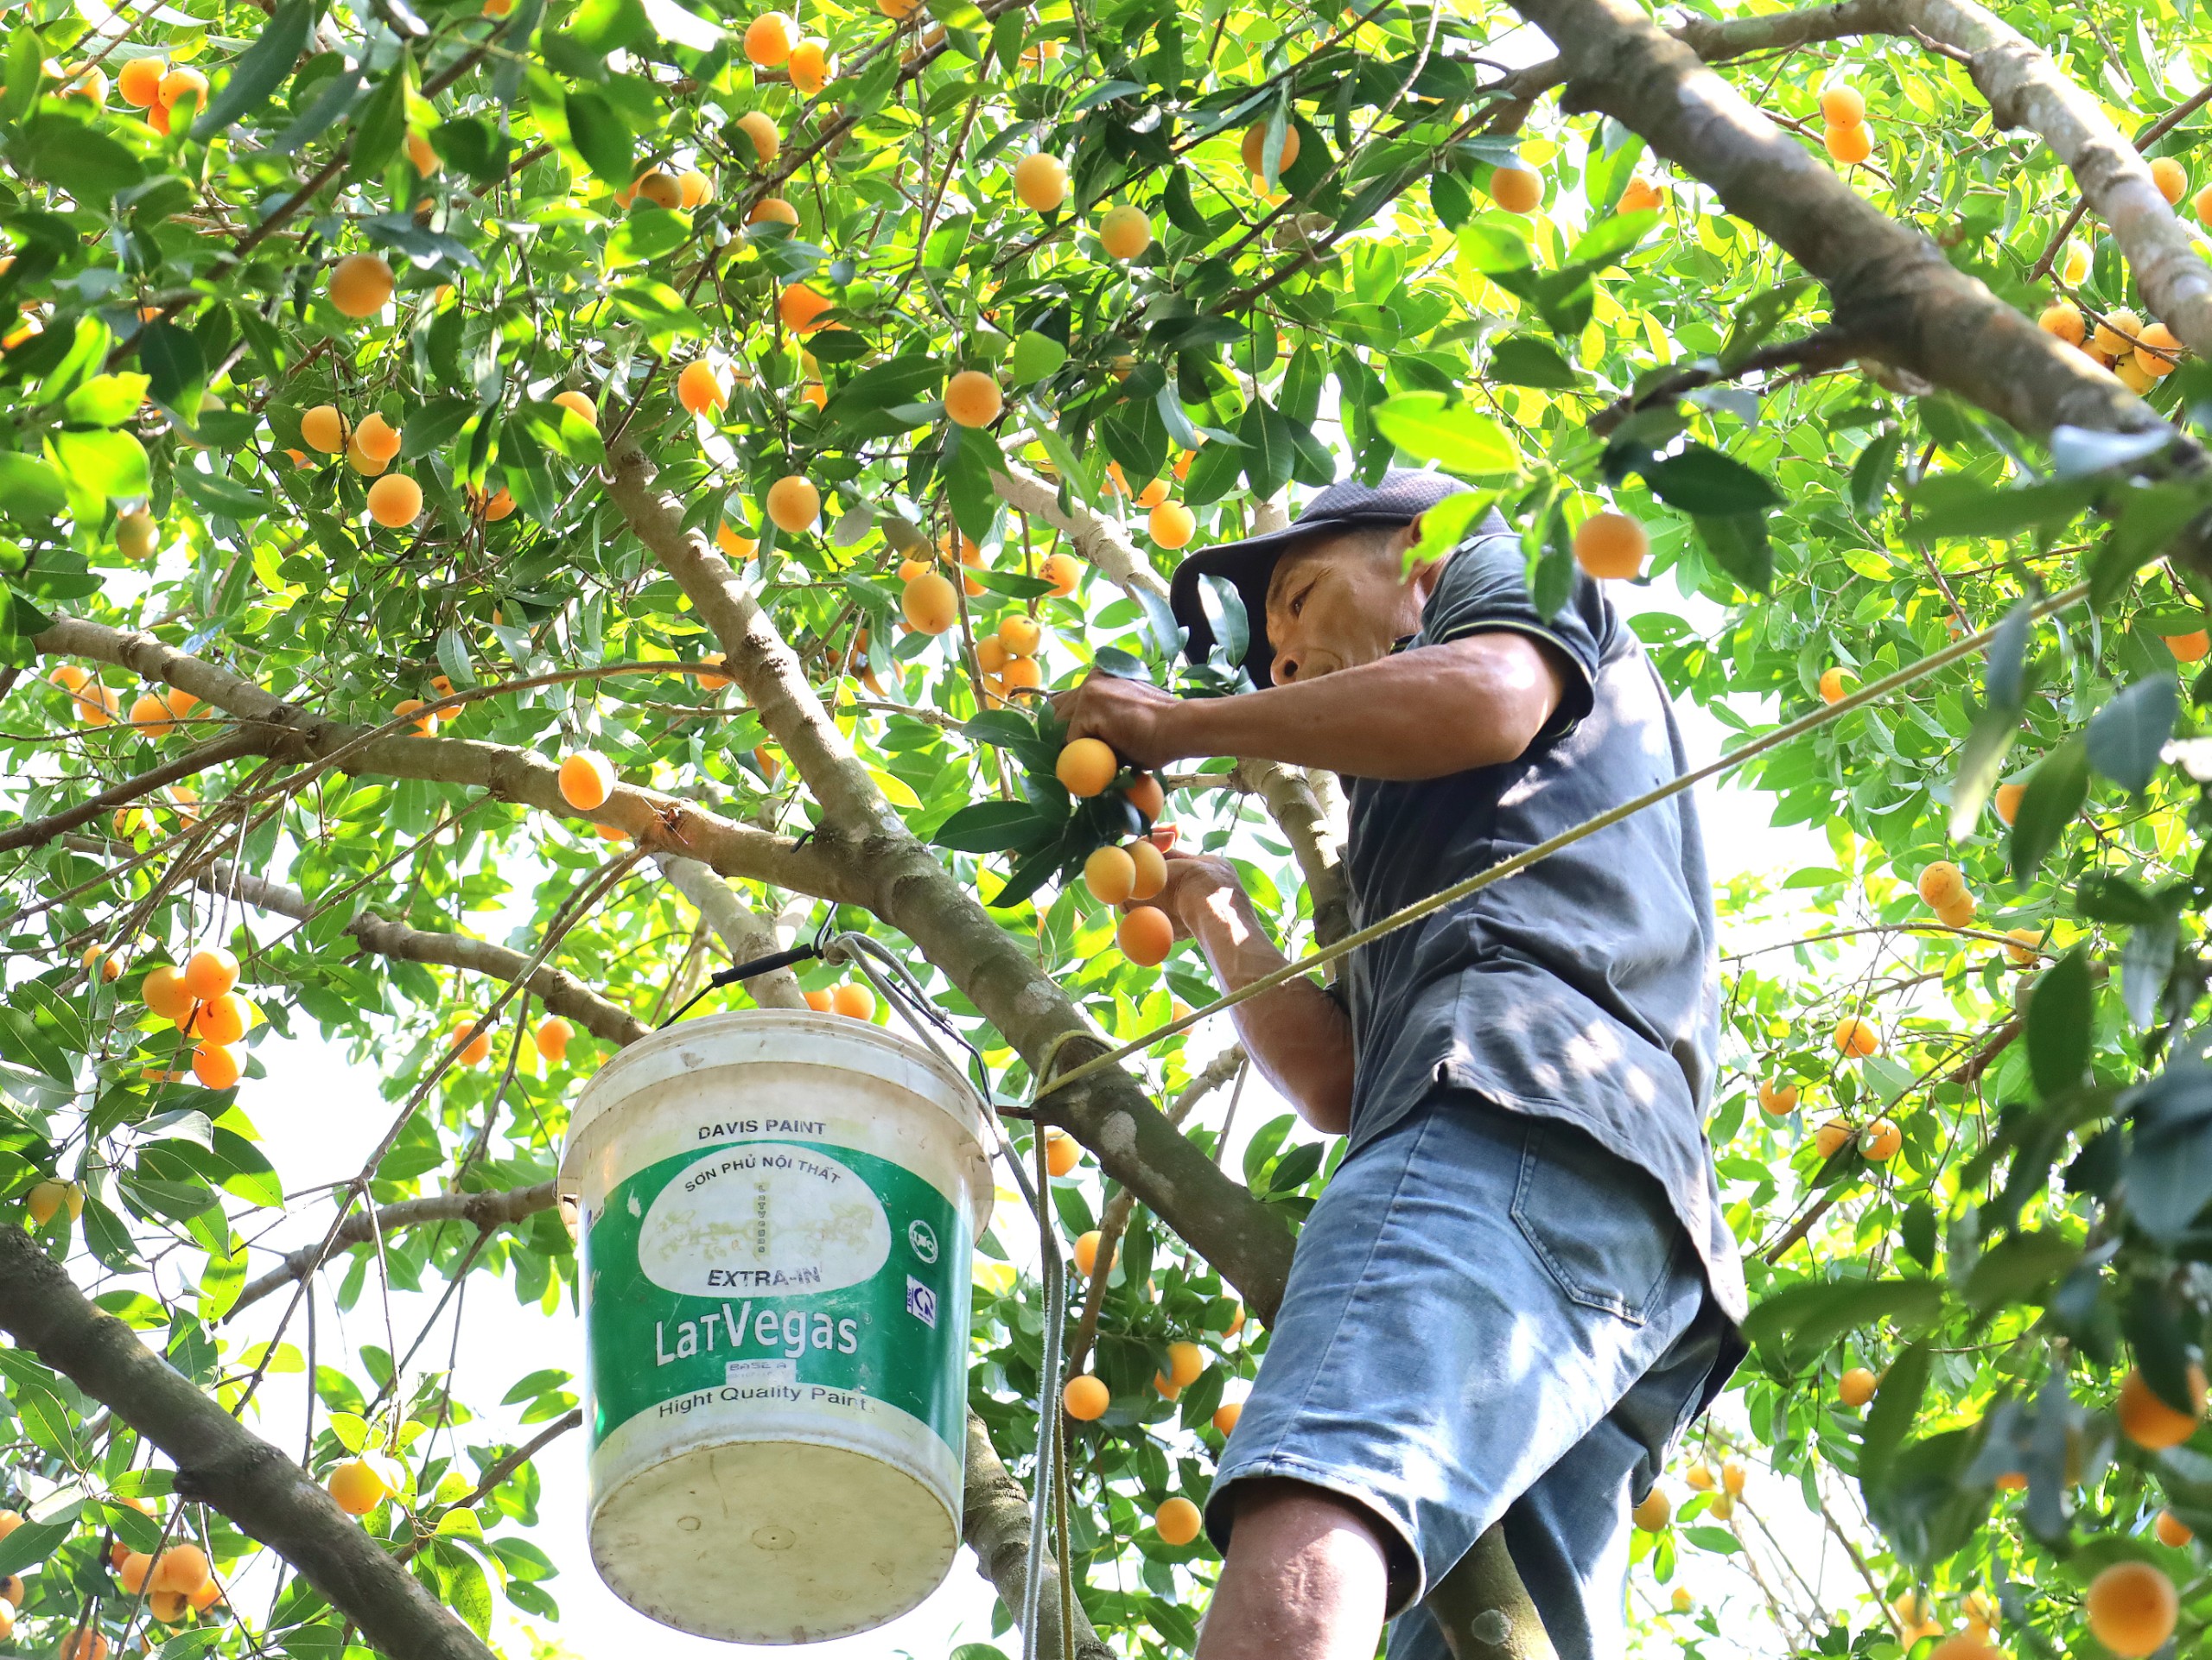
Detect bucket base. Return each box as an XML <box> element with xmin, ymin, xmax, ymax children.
<box><xmin>589</xmin><ymin>1437</ymin><xmax>959</xmax><ymax>1643</ymax></box>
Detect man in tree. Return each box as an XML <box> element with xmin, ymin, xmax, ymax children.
<box><xmin>1054</xmin><ymin>470</ymin><xmax>1747</xmax><ymax>1660</ymax></box>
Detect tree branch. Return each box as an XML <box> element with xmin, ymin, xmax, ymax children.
<box><xmin>652</xmin><ymin>854</ymin><xmax>809</xmax><ymax>1008</ymax></box>
<box><xmin>0</xmin><ymin>1228</ymin><xmax>496</xmax><ymax>1660</ymax></box>
<box><xmin>230</xmin><ymin>1182</ymin><xmax>562</xmax><ymax>1315</ymax></box>
<box><xmin>961</xmin><ymin>1410</ymin><xmax>1111</xmax><ymax>1660</ymax></box>
<box><xmin>991</xmin><ymin>463</ymin><xmax>1171</xmax><ymax>600</ymax></box>
<box><xmin>29</xmin><ymin>616</ymin><xmax>856</xmax><ymax>902</ymax></box>
<box><xmin>0</xmin><ymin>731</ymin><xmax>261</xmax><ymax>854</ymax></box>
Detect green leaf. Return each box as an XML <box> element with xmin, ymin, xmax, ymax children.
<box><xmin>1643</xmin><ymin>443</ymin><xmax>1781</xmax><ymax>516</ymax></box>
<box><xmin>137</xmin><ymin>322</ymin><xmax>206</xmax><ymax>410</ymax></box>
<box><xmin>1008</xmin><ymin>330</ymin><xmax>1067</xmax><ymax>387</ymax></box>
<box><xmin>1859</xmin><ymin>1339</ymin><xmax>1931</xmax><ymax>1489</ymax></box>
<box><xmin>931</xmin><ymin>799</ymin><xmax>1051</xmax><ymax>853</ymax></box>
<box><xmin>344</xmin><ymin>58</ymin><xmax>411</xmax><ymax>186</ymax></box>
<box><xmin>2010</xmin><ymin>735</ymin><xmax>2088</xmax><ymax>883</ymax></box>
<box><xmin>605</xmin><ymin>206</ymin><xmax>690</xmax><ymax>268</ymax></box>
<box><xmin>0</xmin><ymin>453</ymin><xmax>67</xmax><ymax>522</ymax></box>
<box><xmin>49</xmin><ymin>429</ymin><xmax>149</xmax><ymax>506</ymax></box>
<box><xmin>1849</xmin><ymin>429</ymin><xmax>1903</xmax><ymax>518</ymax></box>
<box><xmin>23</xmin><ymin>118</ymin><xmax>143</xmax><ymax>203</ymax></box>
<box><xmin>61</xmin><ymin>372</ymin><xmax>149</xmax><ymax>427</ymax></box>
<box><xmin>0</xmin><ymin>1515</ymin><xmax>74</xmax><ymax>1576</ymax></box>
<box><xmin>565</xmin><ymin>89</ymin><xmax>632</xmax><ymax>185</ymax></box>
<box><xmin>171</xmin><ymin>464</ymin><xmax>272</xmax><ymax>521</ymax></box>
<box><xmin>2024</xmin><ymin>949</ymin><xmax>2093</xmax><ymax>1099</ymax></box>
<box><xmin>1739</xmin><ymin>1276</ymin><xmax>1945</xmax><ymax>1353</ymax></box>
<box><xmin>1237</xmin><ymin>399</ymin><xmax>1294</xmax><ymax>500</ymax></box>
<box><xmin>191</xmin><ymin>0</ymin><xmax>316</xmax><ymax>140</ymax></box>
<box><xmin>1486</xmin><ymin>336</ymin><xmax>1580</xmax><ymax>391</ymax></box>
<box><xmin>1910</xmin><ymin>474</ymin><xmax>2098</xmax><ymax>540</ymax></box>
<box><xmin>2084</xmin><ymin>675</ymin><xmax>2177</xmax><ymax>794</ymax></box>
<box><xmin>1694</xmin><ymin>512</ymin><xmax>1772</xmax><ymax>594</ymax></box>
<box><xmin>1371</xmin><ymin>391</ymin><xmax>1523</xmax><ymax>481</ymax></box>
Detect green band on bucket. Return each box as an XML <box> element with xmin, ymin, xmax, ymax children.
<box><xmin>583</xmin><ymin>1136</ymin><xmax>971</xmax><ymax>1457</ymax></box>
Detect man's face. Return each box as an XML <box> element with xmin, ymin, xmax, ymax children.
<box><xmin>1262</xmin><ymin>525</ymin><xmax>1427</xmax><ymax>684</ymax></box>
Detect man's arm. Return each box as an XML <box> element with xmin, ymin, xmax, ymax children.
<box><xmin>1154</xmin><ymin>858</ymin><xmax>1355</xmax><ymax>1136</ymax></box>
<box><xmin>1057</xmin><ymin>632</ymin><xmax>1569</xmax><ymax>779</ymax></box>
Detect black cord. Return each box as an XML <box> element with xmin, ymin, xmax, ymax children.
<box><xmin>656</xmin><ymin>944</ymin><xmax>821</xmax><ymax>1028</ymax></box>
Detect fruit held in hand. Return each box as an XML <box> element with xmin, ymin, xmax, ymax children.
<box><xmin>1056</xmin><ymin>738</ymin><xmax>1117</xmax><ymax>797</ymax></box>
<box><xmin>1117</xmin><ymin>905</ymin><xmax>1174</xmax><ymax>966</ymax></box>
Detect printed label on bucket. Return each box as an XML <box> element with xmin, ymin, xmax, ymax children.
<box><xmin>584</xmin><ymin>1136</ymin><xmax>969</xmax><ymax>1458</ymax></box>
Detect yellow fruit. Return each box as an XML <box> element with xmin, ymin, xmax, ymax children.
<box><xmin>1818</xmin><ymin>84</ymin><xmax>1865</xmax><ymax>124</ymax></box>
<box><xmin>830</xmin><ymin>983</ymin><xmax>875</xmax><ymax>1021</ymax></box>
<box><xmin>1815</xmin><ymin>1120</ymin><xmax>1853</xmax><ymax>1159</ymax></box>
<box><xmin>787</xmin><ymin>39</ymin><xmax>830</xmax><ymax>94</ymax></box>
<box><xmin>1618</xmin><ymin>176</ymin><xmax>1665</xmax><ymax>214</ymax></box>
<box><xmin>1685</xmin><ymin>1463</ymin><xmax>1714</xmax><ymax>1490</ymax></box>
<box><xmin>901</xmin><ymin>569</ymin><xmax>958</xmax><ymax>634</ymax></box>
<box><xmin>152</xmin><ymin>1545</ymin><xmax>208</xmax><ymax>1594</ymax></box>
<box><xmin>1819</xmin><ymin>665</ymin><xmax>1849</xmax><ymax>703</ymax></box>
<box><xmin>149</xmin><ymin>1590</ymin><xmax>188</xmax><ymax>1625</ymax></box>
<box><xmin>143</xmin><ymin>965</ymin><xmax>194</xmax><ymax>1023</ymax></box>
<box><xmin>716</xmin><ymin>522</ymin><xmax>758</xmax><ymax>559</ymax></box>
<box><xmin>327</xmin><ymin>1459</ymin><xmax>388</xmax><ymax>1516</ymax></box>
<box><xmin>365</xmin><ymin>474</ymin><xmax>423</xmax><ymax>528</ymax></box>
<box><xmin>1154</xmin><ymin>1497</ymin><xmax>1203</xmax><ymax>1546</ymax></box>
<box><xmin>117</xmin><ymin>510</ymin><xmax>159</xmax><ymax>562</ymax></box>
<box><xmin>1056</xmin><ymin>738</ymin><xmax>1118</xmax><ymax>797</ymax></box>
<box><xmin>2157</xmin><ymin>1508</ymin><xmax>2193</xmax><ymax>1548</ymax></box>
<box><xmin>677</xmin><ymin>359</ymin><xmax>728</xmax><ymax>416</ymax></box>
<box><xmin>1823</xmin><ymin>121</ymin><xmax>1873</xmax><ymax>164</ymax></box>
<box><xmin>1840</xmin><ymin>1367</ymin><xmax>1878</xmax><ymax>1408</ymax></box>
<box><xmin>1039</xmin><ymin>552</ymin><xmax>1082</xmax><ymax>597</ymax></box>
<box><xmin>184</xmin><ymin>947</ymin><xmax>238</xmax><ymax>1001</ymax></box>
<box><xmin>678</xmin><ymin>169</ymin><xmax>715</xmax><ymax>207</ymax></box>
<box><xmin>1014</xmin><ymin>153</ymin><xmax>1068</xmax><ymax>211</ymax></box>
<box><xmin>1993</xmin><ymin>781</ymin><xmax>2025</xmax><ymax>824</ymax></box>
<box><xmin>2085</xmin><ymin>1561</ymin><xmax>2178</xmax><ymax>1657</ymax></box>
<box><xmin>354</xmin><ymin>413</ymin><xmax>402</xmax><ymax>462</ymax></box>
<box><xmin>1573</xmin><ymin>512</ymin><xmax>1647</xmax><ymax>579</ymax></box>
<box><xmin>118</xmin><ymin>1551</ymin><xmax>154</xmax><ymax>1594</ymax></box>
<box><xmin>1044</xmin><ymin>1130</ymin><xmax>1079</xmax><ymax>1178</ymax></box>
<box><xmin>156</xmin><ymin>66</ymin><xmax>207</xmax><ymax>110</ymax></box>
<box><xmin>1916</xmin><ymin>861</ymin><xmax>1966</xmax><ymax>906</ymax></box>
<box><xmin>2164</xmin><ymin>630</ymin><xmax>2210</xmax><ymax>663</ymax></box>
<box><xmin>406</xmin><ymin>130</ymin><xmax>439</xmax><ymax>175</ymax></box>
<box><xmin>2117</xmin><ymin>1364</ymin><xmax>2204</xmax><ymax>1450</ymax></box>
<box><xmin>327</xmin><ymin>253</ymin><xmax>395</xmax><ymax>319</ymax></box>
<box><xmin>748</xmin><ymin>196</ymin><xmax>798</xmax><ymax>226</ymax></box>
<box><xmin>1240</xmin><ymin>121</ymin><xmax>1300</xmax><ymax>177</ymax></box>
<box><xmin>2005</xmin><ymin>927</ymin><xmax>2040</xmax><ymax>967</ymax></box>
<box><xmin>2037</xmin><ymin>302</ymin><xmax>2086</xmax><ymax>346</ymax></box>
<box><xmin>1117</xmin><ymin>906</ymin><xmax>1174</xmax><ymax>966</ymax></box>
<box><xmin>192</xmin><ymin>992</ymin><xmax>250</xmax><ymax>1046</ymax></box>
<box><xmin>1098</xmin><ymin>204</ymin><xmax>1152</xmax><ymax>260</ymax></box>
<box><xmin>2116</xmin><ymin>358</ymin><xmax>2158</xmax><ymax>394</ymax></box>
<box><xmin>1148</xmin><ymin>501</ymin><xmax>1196</xmax><ymax>549</ymax></box>
<box><xmin>1833</xmin><ymin>1016</ymin><xmax>1878</xmax><ymax>1058</ymax></box>
<box><xmin>996</xmin><ymin>614</ymin><xmax>1042</xmax><ymax>657</ymax></box>
<box><xmin>536</xmin><ymin>1016</ymin><xmax>573</xmax><ymax>1065</ymax></box>
<box><xmin>1063</xmin><ymin>1374</ymin><xmax>1109</xmax><ymax>1420</ymax></box>
<box><xmin>1490</xmin><ymin>166</ymin><xmax>1542</xmax><ymax>212</ymax></box>
<box><xmin>2063</xmin><ymin>241</ymin><xmax>2093</xmax><ymax>283</ymax></box>
<box><xmin>1128</xmin><ymin>838</ymin><xmax>1166</xmax><ymax>901</ymax></box>
<box><xmin>736</xmin><ymin>111</ymin><xmax>780</xmax><ymax>164</ymax></box>
<box><xmin>944</xmin><ymin>370</ymin><xmax>1003</xmax><ymax>428</ymax></box>
<box><xmin>1936</xmin><ymin>889</ymin><xmax>1976</xmax><ymax>929</ymax></box>
<box><xmin>301</xmin><ymin>404</ymin><xmax>349</xmax><ymax>453</ymax></box>
<box><xmin>2152</xmin><ymin>156</ymin><xmax>2189</xmax><ymax>205</ymax></box>
<box><xmin>766</xmin><ymin>474</ymin><xmax>821</xmax><ymax>533</ymax></box>
<box><xmin>744</xmin><ymin>10</ymin><xmax>793</xmax><ymax>65</ymax></box>
<box><xmin>1166</xmin><ymin>1340</ymin><xmax>1205</xmax><ymax>1388</ymax></box>
<box><xmin>118</xmin><ymin>56</ymin><xmax>166</xmax><ymax>108</ymax></box>
<box><xmin>1758</xmin><ymin>1079</ymin><xmax>1798</xmax><ymax>1116</ymax></box>
<box><xmin>1084</xmin><ymin>845</ymin><xmax>1138</xmax><ymax>904</ymax></box>
<box><xmin>26</xmin><ymin>1180</ymin><xmax>80</xmax><ymax>1227</ymax></box>
<box><xmin>1631</xmin><ymin>1487</ymin><xmax>1670</xmax><ymax>1531</ymax></box>
<box><xmin>2137</xmin><ymin>321</ymin><xmax>2183</xmax><ymax>378</ymax></box>
<box><xmin>558</xmin><ymin>751</ymin><xmax>615</xmax><ymax>811</ymax></box>
<box><xmin>1212</xmin><ymin>1400</ymin><xmax>1242</xmax><ymax>1435</ymax></box>
<box><xmin>1073</xmin><ymin>1229</ymin><xmax>1110</xmax><ymax>1277</ymax></box>
<box><xmin>2094</xmin><ymin>308</ymin><xmax>2144</xmax><ymax>357</ymax></box>
<box><xmin>191</xmin><ymin>1040</ymin><xmax>241</xmax><ymax>1090</ymax></box>
<box><xmin>1720</xmin><ymin>1459</ymin><xmax>1745</xmax><ymax>1497</ymax></box>
<box><xmin>1859</xmin><ymin>1119</ymin><xmax>1901</xmax><ymax>1161</ymax></box>
<box><xmin>779</xmin><ymin>283</ymin><xmax>835</xmax><ymax>336</ymax></box>
<box><xmin>552</xmin><ymin>389</ymin><xmax>598</xmax><ymax>425</ymax></box>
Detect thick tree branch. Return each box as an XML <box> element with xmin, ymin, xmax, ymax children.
<box><xmin>199</xmin><ymin>861</ymin><xmax>651</xmax><ymax>1049</ymax></box>
<box><xmin>1508</xmin><ymin>0</ymin><xmax>2200</xmax><ymax>498</ymax></box>
<box><xmin>1230</xmin><ymin>760</ymin><xmax>1351</xmax><ymax>950</ymax></box>
<box><xmin>29</xmin><ymin>617</ymin><xmax>856</xmax><ymax>902</ymax></box>
<box><xmin>991</xmin><ymin>463</ymin><xmax>1172</xmax><ymax>600</ymax></box>
<box><xmin>230</xmin><ymin>1182</ymin><xmax>562</xmax><ymax>1314</ymax></box>
<box><xmin>1503</xmin><ymin>0</ymin><xmax>2212</xmax><ymax>355</ymax></box>
<box><xmin>652</xmin><ymin>854</ymin><xmax>808</xmax><ymax>1009</ymax></box>
<box><xmin>0</xmin><ymin>1228</ymin><xmax>496</xmax><ymax>1660</ymax></box>
<box><xmin>962</xmin><ymin>1410</ymin><xmax>1110</xmax><ymax>1660</ymax></box>
<box><xmin>606</xmin><ymin>445</ymin><xmax>1299</xmax><ymax>1322</ymax></box>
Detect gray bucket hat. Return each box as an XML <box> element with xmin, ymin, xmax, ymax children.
<box><xmin>1168</xmin><ymin>468</ymin><xmax>1471</xmax><ymax>688</ymax></box>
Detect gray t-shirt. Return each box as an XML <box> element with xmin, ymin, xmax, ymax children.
<box><xmin>1338</xmin><ymin>521</ymin><xmax>1746</xmax><ymax>1321</ymax></box>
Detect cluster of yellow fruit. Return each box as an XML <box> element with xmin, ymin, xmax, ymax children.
<box><xmin>801</xmin><ymin>983</ymin><xmax>878</xmax><ymax>1020</ymax></box>
<box><xmin>741</xmin><ymin>11</ymin><xmax>834</xmax><ymax>92</ymax></box>
<box><xmin>974</xmin><ymin>609</ymin><xmax>1048</xmax><ymax>700</ymax></box>
<box><xmin>114</xmin><ymin>54</ymin><xmax>207</xmax><ymax>135</ymax></box>
<box><xmin>2037</xmin><ymin>299</ymin><xmax>2185</xmax><ymax>394</ymax></box>
<box><xmin>142</xmin><ymin>948</ymin><xmax>256</xmax><ymax>1090</ymax></box>
<box><xmin>110</xmin><ymin>1537</ymin><xmax>223</xmax><ymax>1628</ymax></box>
<box><xmin>613</xmin><ymin>163</ymin><xmax>715</xmax><ymax>213</ymax></box>
<box><xmin>296</xmin><ymin>397</ymin><xmax>423</xmax><ymax>528</ymax></box>
<box><xmin>447</xmin><ymin>1011</ymin><xmax>570</xmax><ymax>1070</ymax></box>
<box><xmin>1916</xmin><ymin>859</ymin><xmax>1975</xmax><ymax>931</ymax></box>
<box><xmin>47</xmin><ymin>665</ymin><xmax>200</xmax><ymax>735</ymax></box>
<box><xmin>1818</xmin><ymin>82</ymin><xmax>1875</xmax><ymax>166</ymax></box>
<box><xmin>393</xmin><ymin>673</ymin><xmax>466</xmax><ymax>737</ymax></box>
<box><xmin>1055</xmin><ymin>741</ymin><xmax>1177</xmax><ymax>964</ymax></box>
<box><xmin>1099</xmin><ymin>460</ymin><xmax>1198</xmax><ymax>548</ymax></box>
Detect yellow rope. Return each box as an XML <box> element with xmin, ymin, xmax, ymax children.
<box><xmin>1032</xmin><ymin>579</ymin><xmax>2093</xmax><ymax>1106</ymax></box>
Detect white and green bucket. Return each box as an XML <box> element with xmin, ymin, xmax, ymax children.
<box><xmin>558</xmin><ymin>1008</ymin><xmax>993</xmax><ymax>1643</ymax></box>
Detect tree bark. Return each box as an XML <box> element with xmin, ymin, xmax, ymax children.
<box><xmin>230</xmin><ymin>1181</ymin><xmax>561</xmax><ymax>1313</ymax></box>
<box><xmin>1503</xmin><ymin>0</ymin><xmax>2193</xmax><ymax>469</ymax></box>
<box><xmin>0</xmin><ymin>1228</ymin><xmax>497</xmax><ymax>1660</ymax></box>
<box><xmin>962</xmin><ymin>1411</ymin><xmax>1112</xmax><ymax>1660</ymax></box>
<box><xmin>652</xmin><ymin>854</ymin><xmax>809</xmax><ymax>1009</ymax></box>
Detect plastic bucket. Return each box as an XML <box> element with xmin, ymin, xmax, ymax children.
<box><xmin>559</xmin><ymin>1008</ymin><xmax>992</xmax><ymax>1643</ymax></box>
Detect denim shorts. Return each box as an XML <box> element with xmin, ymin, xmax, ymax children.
<box><xmin>1205</xmin><ymin>1095</ymin><xmax>1728</xmax><ymax>1660</ymax></box>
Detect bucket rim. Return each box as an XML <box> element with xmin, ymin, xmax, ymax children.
<box><xmin>557</xmin><ymin>1008</ymin><xmax>992</xmax><ymax>1217</ymax></box>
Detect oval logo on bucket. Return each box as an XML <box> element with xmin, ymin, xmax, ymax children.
<box><xmin>637</xmin><ymin>1142</ymin><xmax>891</xmax><ymax>1297</ymax></box>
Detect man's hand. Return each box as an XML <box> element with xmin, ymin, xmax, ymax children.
<box><xmin>1051</xmin><ymin>671</ymin><xmax>1187</xmax><ymax>772</ymax></box>
<box><xmin>1135</xmin><ymin>850</ymin><xmax>1242</xmax><ymax>943</ymax></box>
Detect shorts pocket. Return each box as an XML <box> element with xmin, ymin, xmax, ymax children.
<box><xmin>1509</xmin><ymin>1120</ymin><xmax>1679</xmax><ymax>1325</ymax></box>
